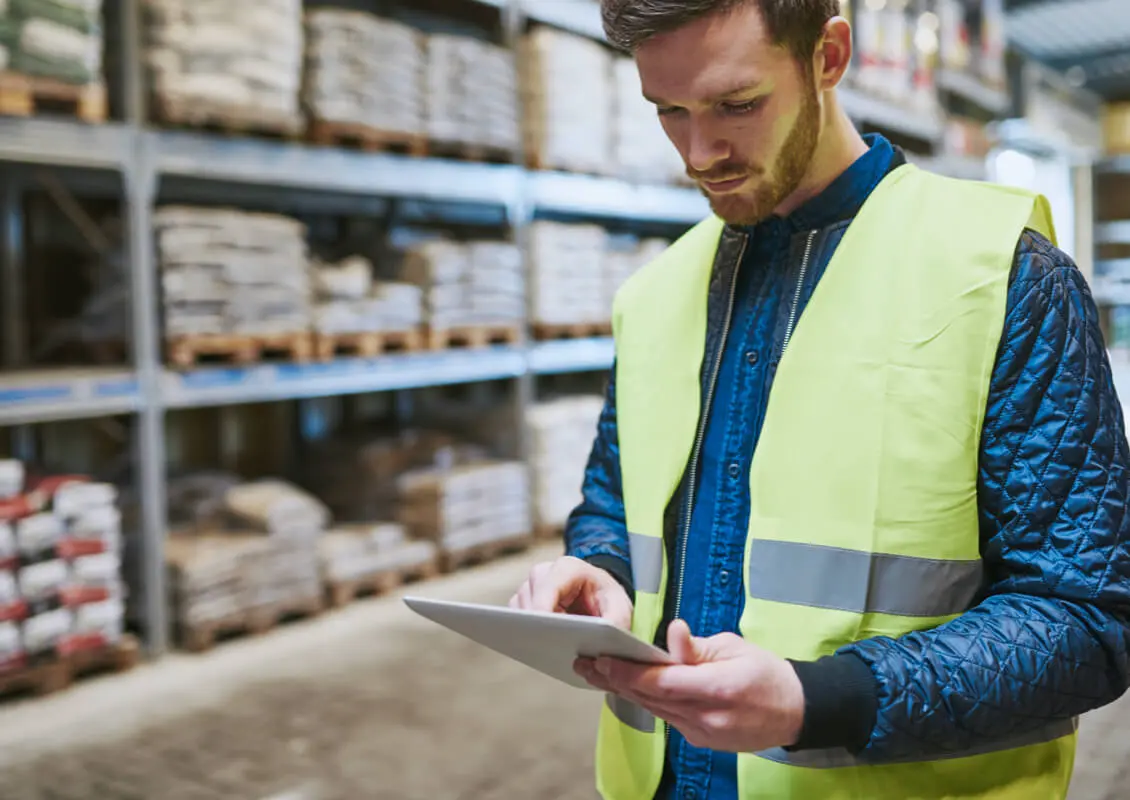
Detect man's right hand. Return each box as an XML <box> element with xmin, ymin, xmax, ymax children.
<box><xmin>509</xmin><ymin>555</ymin><xmax>633</xmax><ymax>630</ymax></box>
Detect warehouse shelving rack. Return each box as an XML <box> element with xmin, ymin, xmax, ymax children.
<box><xmin>0</xmin><ymin>0</ymin><xmax>1011</xmax><ymax>657</ymax></box>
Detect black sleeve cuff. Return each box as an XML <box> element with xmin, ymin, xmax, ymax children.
<box><xmin>787</xmin><ymin>653</ymin><xmax>878</xmax><ymax>753</ymax></box>
<box><xmin>584</xmin><ymin>554</ymin><xmax>634</xmax><ymax>601</ymax></box>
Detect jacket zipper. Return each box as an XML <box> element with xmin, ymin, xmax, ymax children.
<box><xmin>781</xmin><ymin>230</ymin><xmax>818</xmax><ymax>352</ymax></box>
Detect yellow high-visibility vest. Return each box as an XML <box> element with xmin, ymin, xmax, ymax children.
<box><xmin>597</xmin><ymin>164</ymin><xmax>1076</xmax><ymax>799</ymax></box>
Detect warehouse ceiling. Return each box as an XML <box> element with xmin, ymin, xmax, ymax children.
<box><xmin>1005</xmin><ymin>0</ymin><xmax>1130</xmax><ymax>101</ymax></box>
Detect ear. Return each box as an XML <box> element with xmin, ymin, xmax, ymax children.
<box><xmin>814</xmin><ymin>16</ymin><xmax>853</xmax><ymax>91</ymax></box>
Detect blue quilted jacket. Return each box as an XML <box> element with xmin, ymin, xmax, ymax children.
<box><xmin>565</xmin><ymin>142</ymin><xmax>1130</xmax><ymax>780</ymax></box>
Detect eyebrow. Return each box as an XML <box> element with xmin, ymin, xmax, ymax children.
<box><xmin>644</xmin><ymin>81</ymin><xmax>764</xmax><ymax>107</ymax></box>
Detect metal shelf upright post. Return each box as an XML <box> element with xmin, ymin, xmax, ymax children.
<box><xmin>121</xmin><ymin>0</ymin><xmax>170</xmax><ymax>655</ymax></box>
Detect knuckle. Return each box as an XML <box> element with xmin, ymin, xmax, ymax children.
<box><xmin>703</xmin><ymin>710</ymin><xmax>732</xmax><ymax>734</ymax></box>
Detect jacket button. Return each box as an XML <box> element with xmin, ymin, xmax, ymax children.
<box><xmin>719</xmin><ymin>570</ymin><xmax>731</xmax><ymax>586</ymax></box>
<box><xmin>728</xmin><ymin>463</ymin><xmax>742</xmax><ymax>479</ymax></box>
<box><xmin>746</xmin><ymin>350</ymin><xmax>759</xmax><ymax>365</ymax></box>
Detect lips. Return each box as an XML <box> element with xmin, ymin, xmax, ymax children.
<box><xmin>700</xmin><ymin>175</ymin><xmax>749</xmax><ymax>194</ymax></box>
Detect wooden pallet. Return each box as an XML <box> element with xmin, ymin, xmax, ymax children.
<box><xmin>427</xmin><ymin>139</ymin><xmax>516</xmax><ymax>164</ymax></box>
<box><xmin>532</xmin><ymin>322</ymin><xmax>613</xmax><ymax>341</ymax></box>
<box><xmin>0</xmin><ymin>72</ymin><xmax>106</xmax><ymax>123</ymax></box>
<box><xmin>326</xmin><ymin>556</ymin><xmax>441</xmax><ymax>609</ymax></box>
<box><xmin>427</xmin><ymin>325</ymin><xmax>521</xmax><ymax>351</ymax></box>
<box><xmin>166</xmin><ymin>333</ymin><xmax>313</xmax><ymax>369</ymax></box>
<box><xmin>180</xmin><ymin>596</ymin><xmax>323</xmax><ymax>653</ymax></box>
<box><xmin>0</xmin><ymin>636</ymin><xmax>140</xmax><ymax>701</ymax></box>
<box><xmin>313</xmin><ymin>329</ymin><xmax>424</xmax><ymax>362</ymax></box>
<box><xmin>154</xmin><ymin>97</ymin><xmax>303</xmax><ymax>139</ymax></box>
<box><xmin>309</xmin><ymin>119</ymin><xmax>427</xmax><ymax>156</ymax></box>
<box><xmin>441</xmin><ymin>533</ymin><xmax>533</xmax><ymax>573</ymax></box>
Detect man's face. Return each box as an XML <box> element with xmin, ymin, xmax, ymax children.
<box><xmin>636</xmin><ymin>4</ymin><xmax>822</xmax><ymax>226</ymax></box>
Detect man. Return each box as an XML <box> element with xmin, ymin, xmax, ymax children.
<box><xmin>510</xmin><ymin>0</ymin><xmax>1130</xmax><ymax>798</ymax></box>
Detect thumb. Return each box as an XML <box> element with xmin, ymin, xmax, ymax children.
<box><xmin>667</xmin><ymin>619</ymin><xmax>707</xmax><ymax>665</ymax></box>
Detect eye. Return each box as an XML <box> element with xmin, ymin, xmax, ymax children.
<box><xmin>656</xmin><ymin>105</ymin><xmax>685</xmax><ymax>118</ymax></box>
<box><xmin>720</xmin><ymin>97</ymin><xmax>765</xmax><ymax>115</ymax></box>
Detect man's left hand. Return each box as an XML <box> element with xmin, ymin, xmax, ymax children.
<box><xmin>575</xmin><ymin>620</ymin><xmax>805</xmax><ymax>753</ymax></box>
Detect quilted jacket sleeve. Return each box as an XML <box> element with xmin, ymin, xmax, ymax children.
<box><xmin>842</xmin><ymin>231</ymin><xmax>1130</xmax><ymax>759</ymax></box>
<box><xmin>564</xmin><ymin>362</ymin><xmax>633</xmax><ymax>597</ymax></box>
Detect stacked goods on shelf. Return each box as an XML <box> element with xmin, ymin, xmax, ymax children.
<box><xmin>0</xmin><ymin>0</ymin><xmax>106</xmax><ymax>121</ymax></box>
<box><xmin>318</xmin><ymin>522</ymin><xmax>438</xmax><ymax>606</ymax></box>
<box><xmin>311</xmin><ymin>254</ymin><xmax>424</xmax><ymax>357</ymax></box>
<box><xmin>908</xmin><ymin>4</ymin><xmax>940</xmax><ymax>116</ymax></box>
<box><xmin>303</xmin><ymin>10</ymin><xmax>424</xmax><ymax>141</ymax></box>
<box><xmin>157</xmin><ymin>206</ymin><xmax>313</xmax><ymax>365</ymax></box>
<box><xmin>426</xmin><ymin>33</ymin><xmax>520</xmax><ymax>158</ymax></box>
<box><xmin>529</xmin><ymin>221</ymin><xmax>608</xmax><ymax>332</ymax></box>
<box><xmin>0</xmin><ymin>459</ymin><xmax>130</xmax><ymax>688</ymax></box>
<box><xmin>0</xmin><ymin>0</ymin><xmax>102</xmax><ymax>84</ymax></box>
<box><xmin>938</xmin><ymin>0</ymin><xmax>972</xmax><ymax>75</ymax></box>
<box><xmin>526</xmin><ymin>396</ymin><xmax>604</xmax><ymax>534</ymax></box>
<box><xmin>850</xmin><ymin>0</ymin><xmax>884</xmax><ymax>97</ymax></box>
<box><xmin>298</xmin><ymin>429</ymin><xmax>474</xmax><ymax>524</ymax></box>
<box><xmin>521</xmin><ymin>25</ymin><xmax>612</xmax><ymax>175</ymax></box>
<box><xmin>165</xmin><ymin>474</ymin><xmax>327</xmax><ymax>649</ymax></box>
<box><xmin>144</xmin><ymin>0</ymin><xmax>304</xmax><ymax>133</ymax></box>
<box><xmin>399</xmin><ymin>238</ymin><xmax>524</xmax><ymax>342</ymax></box>
<box><xmin>298</xmin><ymin>429</ymin><xmax>477</xmax><ymax>595</ymax></box>
<box><xmin>978</xmin><ymin>0</ymin><xmax>1007</xmax><ymax>90</ymax></box>
<box><xmin>397</xmin><ymin>459</ymin><xmax>531</xmax><ymax>568</ymax></box>
<box><xmin>611</xmin><ymin>56</ymin><xmax>685</xmax><ymax>184</ymax></box>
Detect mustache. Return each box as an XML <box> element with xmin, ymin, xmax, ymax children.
<box><xmin>687</xmin><ymin>163</ymin><xmax>762</xmax><ymax>183</ymax></box>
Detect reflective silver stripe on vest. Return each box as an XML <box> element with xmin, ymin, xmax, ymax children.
<box><xmin>747</xmin><ymin>540</ymin><xmax>984</xmax><ymax>618</ymax></box>
<box><xmin>629</xmin><ymin>532</ymin><xmax>663</xmax><ymax>594</ymax></box>
<box><xmin>756</xmin><ymin>717</ymin><xmax>1077</xmax><ymax>769</ymax></box>
<box><xmin>606</xmin><ymin>693</ymin><xmax>655</xmax><ymax>733</ymax></box>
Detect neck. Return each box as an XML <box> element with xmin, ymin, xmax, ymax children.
<box><xmin>773</xmin><ymin>89</ymin><xmax>870</xmax><ymax>218</ymax></box>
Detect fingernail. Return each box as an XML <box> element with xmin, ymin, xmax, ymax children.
<box><xmin>595</xmin><ymin>658</ymin><xmax>610</xmax><ymax>676</ymax></box>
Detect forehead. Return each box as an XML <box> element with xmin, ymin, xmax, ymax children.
<box><xmin>635</xmin><ymin>4</ymin><xmax>793</xmax><ymax>102</ymax></box>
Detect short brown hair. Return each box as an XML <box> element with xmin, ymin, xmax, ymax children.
<box><xmin>602</xmin><ymin>0</ymin><xmax>841</xmax><ymax>64</ymax></box>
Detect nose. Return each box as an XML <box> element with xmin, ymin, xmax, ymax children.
<box><xmin>685</xmin><ymin>116</ymin><xmax>728</xmax><ymax>173</ymax></box>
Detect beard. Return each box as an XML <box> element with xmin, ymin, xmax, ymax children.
<box><xmin>690</xmin><ymin>83</ymin><xmax>821</xmax><ymax>227</ymax></box>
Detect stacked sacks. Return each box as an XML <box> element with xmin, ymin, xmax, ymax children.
<box><xmin>399</xmin><ymin>238</ymin><xmax>524</xmax><ymax>331</ymax></box>
<box><xmin>521</xmin><ymin>25</ymin><xmax>612</xmax><ymax>174</ymax></box>
<box><xmin>0</xmin><ymin>0</ymin><xmax>103</xmax><ymax>85</ymax></box>
<box><xmin>425</xmin><ymin>33</ymin><xmax>519</xmax><ymax>155</ymax></box>
<box><xmin>310</xmin><ymin>255</ymin><xmax>424</xmax><ymax>337</ymax></box>
<box><xmin>145</xmin><ymin>0</ymin><xmax>304</xmax><ymax>132</ymax></box>
<box><xmin>0</xmin><ymin>463</ymin><xmax>127</xmax><ymax>670</ymax></box>
<box><xmin>303</xmin><ymin>9</ymin><xmax>424</xmax><ymax>135</ymax></box>
<box><xmin>528</xmin><ymin>221</ymin><xmax>608</xmax><ymax>327</ymax></box>
<box><xmin>156</xmin><ymin>206</ymin><xmax>311</xmax><ymax>338</ymax></box>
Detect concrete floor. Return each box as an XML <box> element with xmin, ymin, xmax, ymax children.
<box><xmin>0</xmin><ymin>543</ymin><xmax>1124</xmax><ymax>799</ymax></box>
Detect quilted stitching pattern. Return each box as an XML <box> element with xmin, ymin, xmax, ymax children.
<box><xmin>564</xmin><ymin>361</ymin><xmax>631</xmax><ymax>569</ymax></box>
<box><xmin>844</xmin><ymin>231</ymin><xmax>1130</xmax><ymax>759</ymax></box>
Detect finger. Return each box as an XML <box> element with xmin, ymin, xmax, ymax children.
<box><xmin>532</xmin><ymin>559</ymin><xmax>587</xmax><ymax>614</ymax></box>
<box><xmin>575</xmin><ymin>658</ymin><xmax>614</xmax><ymax>692</ymax></box>
<box><xmin>667</xmin><ymin>619</ymin><xmax>698</xmax><ymax>664</ymax></box>
<box><xmin>596</xmin><ymin>586</ymin><xmax>634</xmax><ymax>629</ymax></box>
<box><xmin>596</xmin><ymin>658</ymin><xmax>717</xmax><ymax>705</ymax></box>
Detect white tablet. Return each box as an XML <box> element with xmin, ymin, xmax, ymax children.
<box><xmin>403</xmin><ymin>596</ymin><xmax>676</xmax><ymax>690</ymax></box>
